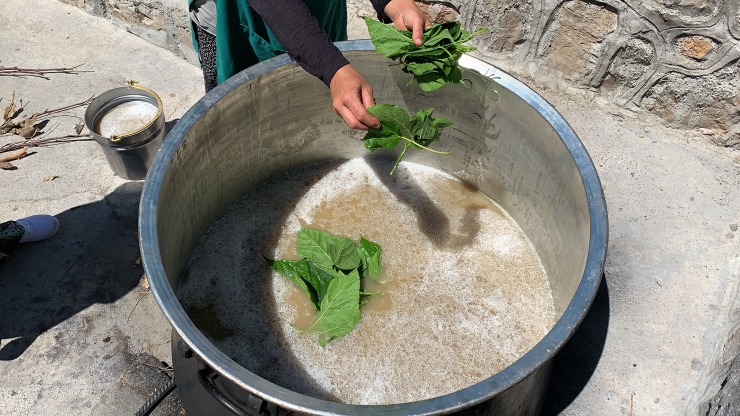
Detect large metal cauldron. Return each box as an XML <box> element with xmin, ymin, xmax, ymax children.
<box><xmin>140</xmin><ymin>41</ymin><xmax>607</xmax><ymax>416</ymax></box>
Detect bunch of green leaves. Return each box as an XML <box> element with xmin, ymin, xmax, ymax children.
<box><xmin>364</xmin><ymin>17</ymin><xmax>486</xmax><ymax>92</ymax></box>
<box><xmin>265</xmin><ymin>228</ymin><xmax>382</xmax><ymax>345</ymax></box>
<box><xmin>363</xmin><ymin>104</ymin><xmax>453</xmax><ymax>175</ymax></box>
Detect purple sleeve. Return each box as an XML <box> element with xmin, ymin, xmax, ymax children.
<box><xmin>369</xmin><ymin>0</ymin><xmax>392</xmax><ymax>18</ymax></box>
<box><xmin>246</xmin><ymin>0</ymin><xmax>350</xmax><ymax>86</ymax></box>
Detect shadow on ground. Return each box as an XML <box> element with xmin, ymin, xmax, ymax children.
<box><xmin>542</xmin><ymin>275</ymin><xmax>611</xmax><ymax>415</ymax></box>
<box><xmin>0</xmin><ymin>182</ymin><xmax>143</xmax><ymax>360</ymax></box>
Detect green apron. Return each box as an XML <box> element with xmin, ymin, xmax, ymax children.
<box><xmin>189</xmin><ymin>0</ymin><xmax>348</xmax><ymax>84</ymax></box>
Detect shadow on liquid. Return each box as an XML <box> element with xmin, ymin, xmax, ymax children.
<box><xmin>177</xmin><ymin>157</ymin><xmax>492</xmax><ymax>404</ymax></box>
<box><xmin>175</xmin><ymin>157</ymin><xmax>608</xmax><ymax>411</ymax></box>
<box><xmin>176</xmin><ymin>160</ymin><xmax>346</xmax><ymax>402</ymax></box>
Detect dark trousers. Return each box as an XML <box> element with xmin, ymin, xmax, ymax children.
<box><xmin>0</xmin><ymin>221</ymin><xmax>24</xmax><ymax>263</ymax></box>
<box><xmin>193</xmin><ymin>23</ymin><xmax>218</xmax><ymax>93</ymax></box>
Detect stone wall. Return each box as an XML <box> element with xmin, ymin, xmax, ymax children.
<box><xmin>57</xmin><ymin>0</ymin><xmax>198</xmax><ymax>65</ymax></box>
<box><xmin>58</xmin><ymin>0</ymin><xmax>740</xmax><ymax>146</ymax></box>
<box><xmin>456</xmin><ymin>0</ymin><xmax>740</xmax><ymax>147</ymax></box>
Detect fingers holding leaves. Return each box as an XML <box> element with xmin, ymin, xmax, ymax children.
<box><xmin>395</xmin><ymin>10</ymin><xmax>430</xmax><ymax>46</ymax></box>
<box><xmin>330</xmin><ymin>65</ymin><xmax>381</xmax><ymax>130</ymax></box>
<box><xmin>365</xmin><ymin>18</ymin><xmax>487</xmax><ymax>92</ymax></box>
<box><xmin>384</xmin><ymin>0</ymin><xmax>431</xmax><ymax>46</ymax></box>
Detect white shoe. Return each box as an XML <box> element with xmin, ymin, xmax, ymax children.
<box><xmin>17</xmin><ymin>215</ymin><xmax>60</xmax><ymax>243</ymax></box>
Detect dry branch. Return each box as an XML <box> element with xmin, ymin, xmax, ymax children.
<box><xmin>0</xmin><ymin>134</ymin><xmax>92</xmax><ymax>154</ymax></box>
<box><xmin>34</xmin><ymin>96</ymin><xmax>95</xmax><ymax>120</ymax></box>
<box><xmin>0</xmin><ymin>146</ymin><xmax>27</xmax><ymax>162</ymax></box>
<box><xmin>0</xmin><ymin>146</ymin><xmax>28</xmax><ymax>170</ymax></box>
<box><xmin>1</xmin><ymin>96</ymin><xmax>94</xmax><ymax>138</ymax></box>
<box><xmin>0</xmin><ymin>64</ymin><xmax>90</xmax><ymax>80</ymax></box>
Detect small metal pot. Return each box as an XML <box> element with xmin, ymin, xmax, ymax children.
<box><xmin>84</xmin><ymin>83</ymin><xmax>165</xmax><ymax>180</ymax></box>
<box><xmin>140</xmin><ymin>41</ymin><xmax>608</xmax><ymax>415</ymax></box>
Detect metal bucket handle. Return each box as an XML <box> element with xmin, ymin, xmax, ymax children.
<box><xmin>109</xmin><ymin>80</ymin><xmax>163</xmax><ymax>143</ymax></box>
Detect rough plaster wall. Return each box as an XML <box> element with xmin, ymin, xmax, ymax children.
<box><xmin>57</xmin><ymin>0</ymin><xmax>198</xmax><ymax>65</ymax></box>
<box><xmin>57</xmin><ymin>0</ymin><xmax>740</xmax><ymax>144</ymax></box>
<box><xmin>451</xmin><ymin>0</ymin><xmax>740</xmax><ymax>146</ymax></box>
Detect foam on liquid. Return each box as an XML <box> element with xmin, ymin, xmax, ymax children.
<box><xmin>95</xmin><ymin>101</ymin><xmax>158</xmax><ymax>137</ymax></box>
<box><xmin>178</xmin><ymin>159</ymin><xmax>555</xmax><ymax>405</ymax></box>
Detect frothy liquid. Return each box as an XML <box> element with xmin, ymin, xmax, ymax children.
<box><xmin>95</xmin><ymin>101</ymin><xmax>158</xmax><ymax>137</ymax></box>
<box><xmin>178</xmin><ymin>159</ymin><xmax>555</xmax><ymax>405</ymax></box>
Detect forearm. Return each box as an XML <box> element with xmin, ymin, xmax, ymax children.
<box><xmin>246</xmin><ymin>0</ymin><xmax>349</xmax><ymax>85</ymax></box>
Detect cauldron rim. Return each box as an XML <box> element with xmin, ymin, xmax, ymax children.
<box><xmin>140</xmin><ymin>40</ymin><xmax>608</xmax><ymax>415</ymax></box>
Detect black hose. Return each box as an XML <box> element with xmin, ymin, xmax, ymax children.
<box><xmin>134</xmin><ymin>378</ymin><xmax>177</xmax><ymax>416</ymax></box>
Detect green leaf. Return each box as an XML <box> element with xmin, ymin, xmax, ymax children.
<box><xmin>450</xmin><ymin>43</ymin><xmax>477</xmax><ymax>54</ymax></box>
<box><xmin>264</xmin><ymin>257</ymin><xmax>318</xmax><ymax>307</ymax></box>
<box><xmin>413</xmin><ymin>109</ymin><xmax>437</xmax><ymax>146</ymax></box>
<box><xmin>363</xmin><ymin>117</ymin><xmax>401</xmax><ymax>151</ymax></box>
<box><xmin>366</xmin><ymin>104</ymin><xmax>413</xmax><ymax>139</ymax></box>
<box><xmin>421</xmin><ymin>23</ymin><xmax>443</xmax><ymax>43</ymax></box>
<box><xmin>297</xmin><ymin>228</ymin><xmax>361</xmax><ymax>272</ymax></box>
<box><xmin>362</xmin><ymin>104</ymin><xmax>453</xmax><ymax>175</ymax></box>
<box><xmin>297</xmin><ymin>228</ymin><xmax>334</xmax><ymax>270</ymax></box>
<box><xmin>424</xmin><ymin>29</ymin><xmax>454</xmax><ymax>47</ymax></box>
<box><xmin>433</xmin><ymin>117</ymin><xmax>454</xmax><ymax>129</ymax></box>
<box><xmin>459</xmin><ymin>27</ymin><xmax>488</xmax><ymax>43</ymax></box>
<box><xmin>363</xmin><ymin>132</ymin><xmax>400</xmax><ymax>151</ymax></box>
<box><xmin>305</xmin><ymin>261</ymin><xmax>340</xmax><ymax>304</ymax></box>
<box><xmin>448</xmin><ymin>23</ymin><xmax>462</xmax><ymax>40</ymax></box>
<box><xmin>329</xmin><ymin>236</ymin><xmax>362</xmax><ymax>271</ymax></box>
<box><xmin>358</xmin><ymin>237</ymin><xmax>382</xmax><ymax>282</ymax></box>
<box><xmin>402</xmin><ymin>47</ymin><xmax>448</xmax><ymax>58</ymax></box>
<box><xmin>404</xmin><ymin>61</ymin><xmax>439</xmax><ymax>77</ymax></box>
<box><xmin>364</xmin><ymin>17</ymin><xmax>415</xmax><ymax>58</ymax></box>
<box><xmin>306</xmin><ymin>269</ymin><xmax>361</xmax><ymax>345</ymax></box>
<box><xmin>416</xmin><ymin>72</ymin><xmax>448</xmax><ymax>92</ymax></box>
<box><xmin>448</xmin><ymin>65</ymin><xmax>463</xmax><ymax>84</ymax></box>
<box><xmin>432</xmin><ymin>59</ymin><xmax>453</xmax><ymax>76</ymax></box>
<box><xmin>365</xmin><ymin>19</ymin><xmax>485</xmax><ymax>91</ymax></box>
<box><xmin>266</xmin><ymin>229</ymin><xmax>389</xmax><ymax>344</ymax></box>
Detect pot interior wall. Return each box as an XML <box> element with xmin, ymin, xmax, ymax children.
<box><xmin>155</xmin><ymin>51</ymin><xmax>589</xmax><ymax>323</ymax></box>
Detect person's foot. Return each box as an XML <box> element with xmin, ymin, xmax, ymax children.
<box><xmin>17</xmin><ymin>215</ymin><xmax>60</xmax><ymax>243</ymax></box>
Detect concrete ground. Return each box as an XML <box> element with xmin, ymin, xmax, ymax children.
<box><xmin>0</xmin><ymin>0</ymin><xmax>738</xmax><ymax>415</ymax></box>
<box><xmin>0</xmin><ymin>0</ymin><xmax>202</xmax><ymax>414</ymax></box>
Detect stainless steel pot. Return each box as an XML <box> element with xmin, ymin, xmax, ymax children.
<box><xmin>85</xmin><ymin>84</ymin><xmax>165</xmax><ymax>180</ymax></box>
<box><xmin>140</xmin><ymin>41</ymin><xmax>608</xmax><ymax>415</ymax></box>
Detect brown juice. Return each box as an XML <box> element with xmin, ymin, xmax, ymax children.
<box><xmin>178</xmin><ymin>159</ymin><xmax>555</xmax><ymax>405</ymax></box>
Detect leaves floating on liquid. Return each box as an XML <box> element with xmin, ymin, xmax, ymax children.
<box><xmin>265</xmin><ymin>228</ymin><xmax>383</xmax><ymax>345</ymax></box>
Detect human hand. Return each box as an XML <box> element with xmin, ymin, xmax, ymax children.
<box><xmin>383</xmin><ymin>0</ymin><xmax>432</xmax><ymax>46</ymax></box>
<box><xmin>329</xmin><ymin>64</ymin><xmax>381</xmax><ymax>130</ymax></box>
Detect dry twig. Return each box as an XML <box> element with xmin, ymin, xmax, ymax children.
<box><xmin>0</xmin><ymin>134</ymin><xmax>92</xmax><ymax>154</ymax></box>
<box><xmin>1</xmin><ymin>95</ymin><xmax>94</xmax><ymax>138</ymax></box>
<box><xmin>0</xmin><ymin>146</ymin><xmax>27</xmax><ymax>162</ymax></box>
<box><xmin>127</xmin><ymin>292</ymin><xmax>149</xmax><ymax>322</ymax></box>
<box><xmin>33</xmin><ymin>95</ymin><xmax>95</xmax><ymax>120</ymax></box>
<box><xmin>0</xmin><ymin>64</ymin><xmax>90</xmax><ymax>80</ymax></box>
<box><xmin>0</xmin><ymin>94</ymin><xmax>96</xmax><ymax>169</ymax></box>
<box><xmin>0</xmin><ymin>146</ymin><xmax>28</xmax><ymax>169</ymax></box>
